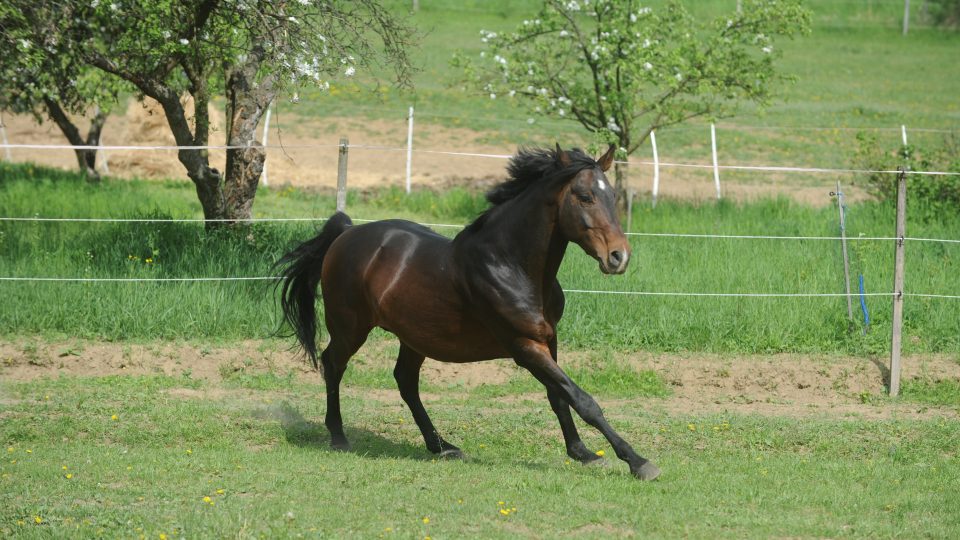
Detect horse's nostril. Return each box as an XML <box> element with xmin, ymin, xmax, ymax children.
<box><xmin>609</xmin><ymin>250</ymin><xmax>623</xmax><ymax>267</ymax></box>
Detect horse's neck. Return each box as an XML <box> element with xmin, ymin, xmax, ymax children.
<box><xmin>468</xmin><ymin>190</ymin><xmax>567</xmax><ymax>290</ymax></box>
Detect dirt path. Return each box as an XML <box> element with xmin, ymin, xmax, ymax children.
<box><xmin>2</xmin><ymin>339</ymin><xmax>956</xmax><ymax>420</ymax></box>
<box><xmin>2</xmin><ymin>102</ymin><xmax>869</xmax><ymax>206</ymax></box>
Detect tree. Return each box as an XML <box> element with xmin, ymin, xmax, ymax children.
<box><xmin>0</xmin><ymin>3</ymin><xmax>125</xmax><ymax>180</ymax></box>
<box><xmin>43</xmin><ymin>0</ymin><xmax>416</xmax><ymax>225</ymax></box>
<box><xmin>453</xmin><ymin>0</ymin><xmax>811</xmax><ymax>199</ymax></box>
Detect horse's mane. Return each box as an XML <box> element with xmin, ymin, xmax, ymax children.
<box><xmin>461</xmin><ymin>146</ymin><xmax>598</xmax><ymax>234</ymax></box>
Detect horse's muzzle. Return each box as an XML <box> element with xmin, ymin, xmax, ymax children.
<box><xmin>600</xmin><ymin>249</ymin><xmax>629</xmax><ymax>275</ymax></box>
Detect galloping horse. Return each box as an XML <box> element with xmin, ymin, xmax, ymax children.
<box><xmin>277</xmin><ymin>144</ymin><xmax>660</xmax><ymax>480</ymax></box>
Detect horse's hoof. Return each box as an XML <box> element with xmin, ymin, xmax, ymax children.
<box><xmin>438</xmin><ymin>448</ymin><xmax>465</xmax><ymax>460</ymax></box>
<box><xmin>632</xmin><ymin>461</ymin><xmax>661</xmax><ymax>481</ymax></box>
<box><xmin>331</xmin><ymin>440</ymin><xmax>352</xmax><ymax>452</ymax></box>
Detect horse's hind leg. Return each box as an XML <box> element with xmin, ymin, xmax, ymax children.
<box><xmin>394</xmin><ymin>343</ymin><xmax>463</xmax><ymax>459</ymax></box>
<box><xmin>320</xmin><ymin>328</ymin><xmax>370</xmax><ymax>451</ymax></box>
<box><xmin>546</xmin><ymin>338</ymin><xmax>603</xmax><ymax>464</ymax></box>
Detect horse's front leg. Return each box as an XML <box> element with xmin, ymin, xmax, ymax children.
<box><xmin>513</xmin><ymin>338</ymin><xmax>660</xmax><ymax>481</ymax></box>
<box><xmin>546</xmin><ymin>337</ymin><xmax>604</xmax><ymax>465</ymax></box>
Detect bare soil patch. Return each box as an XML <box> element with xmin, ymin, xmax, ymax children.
<box><xmin>3</xmin><ymin>105</ymin><xmax>869</xmax><ymax>206</ymax></box>
<box><xmin>2</xmin><ymin>339</ymin><xmax>956</xmax><ymax>420</ymax></box>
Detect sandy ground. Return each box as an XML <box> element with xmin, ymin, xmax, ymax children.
<box><xmin>1</xmin><ymin>339</ymin><xmax>956</xmax><ymax>421</ymax></box>
<box><xmin>1</xmin><ymin>100</ymin><xmax>870</xmax><ymax>206</ymax></box>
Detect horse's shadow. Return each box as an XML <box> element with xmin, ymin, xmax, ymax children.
<box><xmin>261</xmin><ymin>401</ymin><xmax>431</xmax><ymax>461</ymax></box>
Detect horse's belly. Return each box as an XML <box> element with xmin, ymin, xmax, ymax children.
<box><xmin>379</xmin><ymin>307</ymin><xmax>509</xmax><ymax>362</ymax></box>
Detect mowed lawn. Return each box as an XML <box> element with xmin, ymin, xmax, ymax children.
<box><xmin>2</xmin><ymin>360</ymin><xmax>959</xmax><ymax>539</ymax></box>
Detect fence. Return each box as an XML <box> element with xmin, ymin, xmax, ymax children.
<box><xmin>1</xmin><ymin>131</ymin><xmax>959</xmax><ymax>396</ymax></box>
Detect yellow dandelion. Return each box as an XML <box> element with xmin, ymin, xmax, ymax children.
<box><xmin>687</xmin><ymin>424</ymin><xmax>696</xmax><ymax>431</ymax></box>
<box><xmin>202</xmin><ymin>496</ymin><xmax>212</xmax><ymax>504</ymax></box>
<box><xmin>16</xmin><ymin>519</ymin><xmax>25</xmax><ymax>526</ymax></box>
<box><xmin>422</xmin><ymin>517</ymin><xmax>430</xmax><ymax>524</ymax></box>
<box><xmin>111</xmin><ymin>414</ymin><xmax>119</xmax><ymax>421</ymax></box>
<box><xmin>498</xmin><ymin>501</ymin><xmax>504</xmax><ymax>506</ymax></box>
<box><xmin>384</xmin><ymin>527</ymin><xmax>392</xmax><ymax>532</ymax></box>
<box><xmin>595</xmin><ymin>449</ymin><xmax>605</xmax><ymax>457</ymax></box>
<box><xmin>159</xmin><ymin>534</ymin><xmax>168</xmax><ymax>540</ymax></box>
<box><xmin>34</xmin><ymin>516</ymin><xmax>43</xmax><ymax>524</ymax></box>
<box><xmin>216</xmin><ymin>488</ymin><xmax>225</xmax><ymax>495</ymax></box>
<box><xmin>6</xmin><ymin>447</ymin><xmax>13</xmax><ymax>453</ymax></box>
<box><xmin>62</xmin><ymin>465</ymin><xmax>68</xmax><ymax>470</ymax></box>
<box><xmin>65</xmin><ymin>473</ymin><xmax>73</xmax><ymax>479</ymax></box>
<box><xmin>26</xmin><ymin>449</ymin><xmax>32</xmax><ymax>453</ymax></box>
<box><xmin>186</xmin><ymin>449</ymin><xmax>193</xmax><ymax>455</ymax></box>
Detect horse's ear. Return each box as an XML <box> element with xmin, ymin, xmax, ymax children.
<box><xmin>555</xmin><ymin>143</ymin><xmax>572</xmax><ymax>167</ymax></box>
<box><xmin>597</xmin><ymin>144</ymin><xmax>616</xmax><ymax>172</ymax></box>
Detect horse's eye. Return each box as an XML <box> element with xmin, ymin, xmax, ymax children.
<box><xmin>577</xmin><ymin>193</ymin><xmax>593</xmax><ymax>204</ymax></box>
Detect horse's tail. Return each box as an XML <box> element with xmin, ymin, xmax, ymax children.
<box><xmin>275</xmin><ymin>212</ymin><xmax>353</xmax><ymax>369</ymax></box>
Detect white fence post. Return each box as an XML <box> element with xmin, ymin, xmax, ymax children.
<box><xmin>261</xmin><ymin>103</ymin><xmax>273</xmax><ymax>187</ymax></box>
<box><xmin>711</xmin><ymin>123</ymin><xmax>721</xmax><ymax>199</ymax></box>
<box><xmin>902</xmin><ymin>0</ymin><xmax>911</xmax><ymax>36</ymax></box>
<box><xmin>901</xmin><ymin>124</ymin><xmax>908</xmax><ymax>146</ymax></box>
<box><xmin>650</xmin><ymin>129</ymin><xmax>660</xmax><ymax>208</ymax></box>
<box><xmin>0</xmin><ymin>112</ymin><xmax>11</xmax><ymax>162</ymax></box>
<box><xmin>97</xmin><ymin>133</ymin><xmax>110</xmax><ymax>175</ymax></box>
<box><xmin>406</xmin><ymin>106</ymin><xmax>414</xmax><ymax>194</ymax></box>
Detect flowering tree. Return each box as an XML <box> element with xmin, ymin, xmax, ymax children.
<box><xmin>454</xmin><ymin>0</ymin><xmax>811</xmax><ymax>198</ymax></box>
<box><xmin>0</xmin><ymin>3</ymin><xmax>126</xmax><ymax>180</ymax></box>
<box><xmin>16</xmin><ymin>0</ymin><xmax>416</xmax><ymax>225</ymax></box>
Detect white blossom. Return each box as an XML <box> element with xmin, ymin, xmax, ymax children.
<box><xmin>559</xmin><ymin>30</ymin><xmax>569</xmax><ymax>38</ymax></box>
<box><xmin>762</xmin><ymin>46</ymin><xmax>773</xmax><ymax>54</ymax></box>
<box><xmin>344</xmin><ymin>66</ymin><xmax>356</xmax><ymax>77</ymax></box>
<box><xmin>490</xmin><ymin>93</ymin><xmax>496</xmax><ymax>99</ymax></box>
<box><xmin>643</xmin><ymin>62</ymin><xmax>653</xmax><ymax>71</ymax></box>
<box><xmin>179</xmin><ymin>38</ymin><xmax>190</xmax><ymax>45</ymax></box>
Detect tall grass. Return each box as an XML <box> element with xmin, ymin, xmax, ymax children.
<box><xmin>2</xmin><ymin>163</ymin><xmax>958</xmax><ymax>354</ymax></box>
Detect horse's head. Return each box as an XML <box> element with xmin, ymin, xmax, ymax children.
<box><xmin>555</xmin><ymin>144</ymin><xmax>630</xmax><ymax>275</ymax></box>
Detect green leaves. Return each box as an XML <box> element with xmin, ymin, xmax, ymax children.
<box><xmin>455</xmin><ymin>0</ymin><xmax>811</xmax><ymax>154</ymax></box>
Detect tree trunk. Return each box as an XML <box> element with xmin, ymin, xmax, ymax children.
<box><xmin>222</xmin><ymin>46</ymin><xmax>277</xmax><ymax>222</ymax></box>
<box><xmin>43</xmin><ymin>98</ymin><xmax>103</xmax><ymax>181</ymax></box>
<box><xmin>150</xmin><ymin>88</ymin><xmax>228</xmax><ymax>227</ymax></box>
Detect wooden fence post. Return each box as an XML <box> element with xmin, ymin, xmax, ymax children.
<box><xmin>889</xmin><ymin>169</ymin><xmax>907</xmax><ymax>396</ymax></box>
<box><xmin>337</xmin><ymin>137</ymin><xmax>349</xmax><ymax>213</ymax></box>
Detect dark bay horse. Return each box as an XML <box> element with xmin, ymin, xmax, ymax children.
<box><xmin>277</xmin><ymin>144</ymin><xmax>660</xmax><ymax>481</ymax></box>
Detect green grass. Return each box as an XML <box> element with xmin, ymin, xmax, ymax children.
<box><xmin>2</xmin><ymin>163</ymin><xmax>958</xmax><ymax>354</ymax></box>
<box><xmin>278</xmin><ymin>0</ymin><xmax>960</xmax><ymax>172</ymax></box>
<box><xmin>2</xmin><ymin>372</ymin><xmax>958</xmax><ymax>538</ymax></box>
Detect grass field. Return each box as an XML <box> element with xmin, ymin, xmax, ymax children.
<box><xmin>2</xmin><ymin>163</ymin><xmax>958</xmax><ymax>355</ymax></box>
<box><xmin>2</xmin><ymin>2</ymin><xmax>959</xmax><ymax>537</ymax></box>
<box><xmin>282</xmin><ymin>0</ymin><xmax>960</xmax><ymax>172</ymax></box>
<box><xmin>2</xmin><ymin>359</ymin><xmax>959</xmax><ymax>538</ymax></box>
